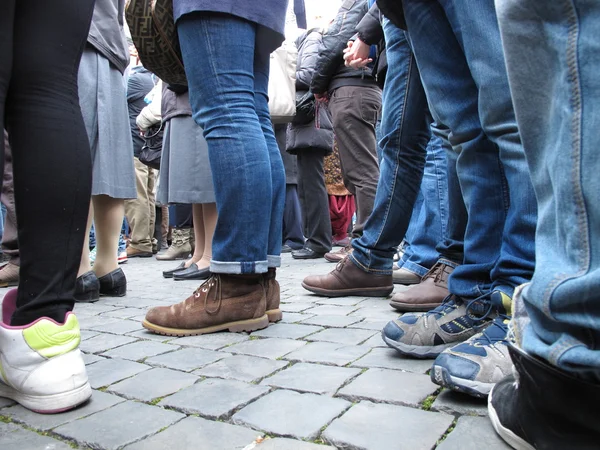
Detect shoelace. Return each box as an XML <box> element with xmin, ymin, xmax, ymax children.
<box><xmin>426</xmin><ymin>294</ymin><xmax>463</xmax><ymax>319</ymax></box>
<box><xmin>473</xmin><ymin>315</ymin><xmax>510</xmax><ymax>346</ymax></box>
<box><xmin>465</xmin><ymin>291</ymin><xmax>495</xmax><ymax>322</ymax></box>
<box><xmin>193</xmin><ymin>274</ymin><xmax>222</xmax><ymax>315</ymax></box>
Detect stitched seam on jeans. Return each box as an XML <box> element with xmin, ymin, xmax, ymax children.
<box><xmin>542</xmin><ymin>1</ymin><xmax>588</xmax><ymax>319</ymax></box>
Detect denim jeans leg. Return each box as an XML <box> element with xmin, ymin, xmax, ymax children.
<box><xmin>497</xmin><ymin>0</ymin><xmax>600</xmax><ymax>379</ymax></box>
<box><xmin>350</xmin><ymin>21</ymin><xmax>430</xmax><ymax>275</ymax></box>
<box><xmin>400</xmin><ymin>132</ymin><xmax>448</xmax><ymax>277</ymax></box>
<box><xmin>403</xmin><ymin>0</ymin><xmax>535</xmax><ymax>299</ymax></box>
<box><xmin>178</xmin><ymin>14</ymin><xmax>273</xmax><ymax>274</ymax></box>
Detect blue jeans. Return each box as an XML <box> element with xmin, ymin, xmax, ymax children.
<box><xmin>403</xmin><ymin>0</ymin><xmax>537</xmax><ymax>299</ymax></box>
<box><xmin>350</xmin><ymin>20</ymin><xmax>430</xmax><ymax>274</ymax></box>
<box><xmin>178</xmin><ymin>14</ymin><xmax>285</xmax><ymax>274</ymax></box>
<box><xmin>497</xmin><ymin>0</ymin><xmax>600</xmax><ymax>379</ymax></box>
<box><xmin>399</xmin><ymin>132</ymin><xmax>448</xmax><ymax>277</ymax></box>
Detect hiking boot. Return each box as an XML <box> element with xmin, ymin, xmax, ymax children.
<box><xmin>489</xmin><ymin>344</ymin><xmax>600</xmax><ymax>450</ymax></box>
<box><xmin>142</xmin><ymin>273</ymin><xmax>268</xmax><ymax>336</ymax></box>
<box><xmin>392</xmin><ymin>268</ymin><xmax>421</xmax><ymax>285</ymax></box>
<box><xmin>389</xmin><ymin>260</ymin><xmax>454</xmax><ymax>312</ymax></box>
<box><xmin>264</xmin><ymin>268</ymin><xmax>282</xmax><ymax>322</ymax></box>
<box><xmin>324</xmin><ymin>243</ymin><xmax>353</xmax><ymax>263</ymax></box>
<box><xmin>155</xmin><ymin>228</ymin><xmax>192</xmax><ymax>261</ymax></box>
<box><xmin>382</xmin><ymin>293</ymin><xmax>496</xmax><ymax>359</ymax></box>
<box><xmin>431</xmin><ymin>310</ymin><xmax>512</xmax><ymax>398</ymax></box>
<box><xmin>0</xmin><ymin>262</ymin><xmax>19</xmax><ymax>287</ymax></box>
<box><xmin>302</xmin><ymin>257</ymin><xmax>393</xmax><ymax>297</ymax></box>
<box><xmin>0</xmin><ymin>289</ymin><xmax>92</xmax><ymax>413</ymax></box>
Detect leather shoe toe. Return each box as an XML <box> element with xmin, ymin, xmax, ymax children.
<box><xmin>173</xmin><ymin>263</ymin><xmax>211</xmax><ymax>281</ymax></box>
<box><xmin>292</xmin><ymin>247</ymin><xmax>325</xmax><ymax>260</ymax></box>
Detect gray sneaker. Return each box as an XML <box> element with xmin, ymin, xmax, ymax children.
<box><xmin>381</xmin><ymin>295</ymin><xmax>493</xmax><ymax>359</ymax></box>
<box><xmin>431</xmin><ymin>310</ymin><xmax>513</xmax><ymax>398</ymax></box>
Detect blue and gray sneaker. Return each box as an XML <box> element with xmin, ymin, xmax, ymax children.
<box><xmin>431</xmin><ymin>315</ymin><xmax>511</xmax><ymax>398</ymax></box>
<box><xmin>381</xmin><ymin>294</ymin><xmax>496</xmax><ymax>359</ymax></box>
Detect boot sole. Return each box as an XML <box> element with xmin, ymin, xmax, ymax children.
<box><xmin>301</xmin><ymin>282</ymin><xmax>393</xmax><ymax>298</ymax></box>
<box><xmin>142</xmin><ymin>314</ymin><xmax>269</xmax><ymax>336</ymax></box>
<box><xmin>431</xmin><ymin>364</ymin><xmax>491</xmax><ymax>398</ymax></box>
<box><xmin>381</xmin><ymin>332</ymin><xmax>454</xmax><ymax>359</ymax></box>
<box><xmin>488</xmin><ymin>386</ymin><xmax>536</xmax><ymax>450</ymax></box>
<box><xmin>0</xmin><ymin>381</ymin><xmax>92</xmax><ymax>414</ymax></box>
<box><xmin>266</xmin><ymin>308</ymin><xmax>283</xmax><ymax>322</ymax></box>
<box><xmin>389</xmin><ymin>301</ymin><xmax>441</xmax><ymax>312</ymax></box>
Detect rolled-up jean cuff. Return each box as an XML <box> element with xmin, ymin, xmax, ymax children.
<box><xmin>399</xmin><ymin>260</ymin><xmax>428</xmax><ymax>278</ymax></box>
<box><xmin>268</xmin><ymin>255</ymin><xmax>281</xmax><ymax>268</ymax></box>
<box><xmin>438</xmin><ymin>258</ymin><xmax>460</xmax><ymax>269</ymax></box>
<box><xmin>210</xmin><ymin>260</ymin><xmax>268</xmax><ymax>274</ymax></box>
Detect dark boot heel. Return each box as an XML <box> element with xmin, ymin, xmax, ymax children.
<box><xmin>98</xmin><ymin>268</ymin><xmax>127</xmax><ymax>297</ymax></box>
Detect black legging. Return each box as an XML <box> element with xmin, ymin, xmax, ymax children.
<box><xmin>0</xmin><ymin>0</ymin><xmax>94</xmax><ymax>325</ymax></box>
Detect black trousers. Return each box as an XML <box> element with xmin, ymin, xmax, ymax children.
<box><xmin>297</xmin><ymin>151</ymin><xmax>332</xmax><ymax>254</ymax></box>
<box><xmin>0</xmin><ymin>0</ymin><xmax>95</xmax><ymax>325</ymax></box>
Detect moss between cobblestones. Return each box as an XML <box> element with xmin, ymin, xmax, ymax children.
<box><xmin>435</xmin><ymin>418</ymin><xmax>458</xmax><ymax>447</ymax></box>
<box><xmin>148</xmin><ymin>396</ymin><xmax>165</xmax><ymax>406</ymax></box>
<box><xmin>0</xmin><ymin>414</ymin><xmax>12</xmax><ymax>423</ymax></box>
<box><xmin>2</xmin><ymin>417</ymin><xmax>81</xmax><ymax>449</ymax></box>
<box><xmin>421</xmin><ymin>388</ymin><xmax>442</xmax><ymax>411</ymax></box>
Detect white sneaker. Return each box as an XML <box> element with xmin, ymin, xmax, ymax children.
<box><xmin>118</xmin><ymin>250</ymin><xmax>128</xmax><ymax>264</ymax></box>
<box><xmin>0</xmin><ymin>289</ymin><xmax>92</xmax><ymax>413</ymax></box>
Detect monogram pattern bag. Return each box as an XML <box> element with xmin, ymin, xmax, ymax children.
<box><xmin>125</xmin><ymin>0</ymin><xmax>188</xmax><ymax>86</ymax></box>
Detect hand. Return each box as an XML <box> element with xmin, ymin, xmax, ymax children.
<box><xmin>343</xmin><ymin>39</ymin><xmax>373</xmax><ymax>69</ymax></box>
<box><xmin>314</xmin><ymin>93</ymin><xmax>329</xmax><ymax>103</ymax></box>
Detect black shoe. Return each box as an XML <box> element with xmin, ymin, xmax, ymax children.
<box><xmin>281</xmin><ymin>244</ymin><xmax>293</xmax><ymax>253</ymax></box>
<box><xmin>173</xmin><ymin>263</ymin><xmax>211</xmax><ymax>281</ymax></box>
<box><xmin>292</xmin><ymin>247</ymin><xmax>325</xmax><ymax>260</ymax></box>
<box><xmin>163</xmin><ymin>262</ymin><xmax>186</xmax><ymax>279</ymax></box>
<box><xmin>488</xmin><ymin>344</ymin><xmax>600</xmax><ymax>450</ymax></box>
<box><xmin>75</xmin><ymin>271</ymin><xmax>100</xmax><ymax>303</ymax></box>
<box><xmin>98</xmin><ymin>268</ymin><xmax>127</xmax><ymax>297</ymax></box>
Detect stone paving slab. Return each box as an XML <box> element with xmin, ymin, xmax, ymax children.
<box><xmin>305</xmin><ymin>305</ymin><xmax>360</xmax><ymax>316</ymax></box>
<box><xmin>227</xmin><ymin>337</ymin><xmax>306</xmax><ymax>359</ymax></box>
<box><xmin>233</xmin><ymin>389</ymin><xmax>351</xmax><ymax>440</ymax></box>
<box><xmin>279</xmin><ymin>312</ymin><xmax>315</xmax><ymax>323</ymax></box>
<box><xmin>251</xmin><ymin>323</ymin><xmax>324</xmax><ymax>339</ymax></box>
<box><xmin>101</xmin><ymin>340</ymin><xmax>179</xmax><ymax>361</ymax></box>
<box><xmin>123</xmin><ymin>416</ymin><xmax>259</xmax><ymax>450</ymax></box>
<box><xmin>194</xmin><ymin>354</ymin><xmax>289</xmax><ymax>382</ymax></box>
<box><xmin>299</xmin><ymin>314</ymin><xmax>363</xmax><ymax>328</ymax></box>
<box><xmin>283</xmin><ymin>341</ymin><xmax>370</xmax><ymax>366</ymax></box>
<box><xmin>85</xmin><ymin>357</ymin><xmax>150</xmax><ymax>389</ymax></box>
<box><xmin>0</xmin><ymin>422</ymin><xmax>72</xmax><ymax>450</ymax></box>
<box><xmin>107</xmin><ymin>368</ymin><xmax>198</xmax><ymax>402</ymax></box>
<box><xmin>260</xmin><ymin>362</ymin><xmax>361</xmax><ymax>395</ymax></box>
<box><xmin>90</xmin><ymin>319</ymin><xmax>142</xmax><ymax>335</ymax></box>
<box><xmin>146</xmin><ymin>347</ymin><xmax>230</xmax><ymax>372</ymax></box>
<box><xmin>100</xmin><ymin>307</ymin><xmax>146</xmax><ymax>319</ymax></box>
<box><xmin>348</xmin><ymin>319</ymin><xmax>389</xmax><ymax>331</ymax></box>
<box><xmin>53</xmin><ymin>401</ymin><xmax>185</xmax><ymax>450</ymax></box>
<box><xmin>79</xmin><ymin>333</ymin><xmax>139</xmax><ymax>354</ymax></box>
<box><xmin>337</xmin><ymin>368</ymin><xmax>439</xmax><ymax>407</ymax></box>
<box><xmin>432</xmin><ymin>389</ymin><xmax>488</xmax><ymax>417</ymax></box>
<box><xmin>437</xmin><ymin>416</ymin><xmax>511</xmax><ymax>450</ymax></box>
<box><xmin>0</xmin><ymin>397</ymin><xmax>16</xmax><ymax>409</ymax></box>
<box><xmin>351</xmin><ymin>347</ymin><xmax>434</xmax><ymax>374</ymax></box>
<box><xmin>2</xmin><ymin>391</ymin><xmax>125</xmax><ymax>431</ymax></box>
<box><xmin>256</xmin><ymin>438</ymin><xmax>336</xmax><ymax>449</ymax></box>
<box><xmin>280</xmin><ymin>302</ymin><xmax>317</xmax><ymax>312</ymax></box>
<box><xmin>170</xmin><ymin>332</ymin><xmax>249</xmax><ymax>350</ymax></box>
<box><xmin>323</xmin><ymin>401</ymin><xmax>454</xmax><ymax>450</ymax></box>
<box><xmin>306</xmin><ymin>327</ymin><xmax>377</xmax><ymax>345</ymax></box>
<box><xmin>126</xmin><ymin>329</ymin><xmax>177</xmax><ymax>342</ymax></box>
<box><xmin>160</xmin><ymin>378</ymin><xmax>270</xmax><ymax>419</ymax></box>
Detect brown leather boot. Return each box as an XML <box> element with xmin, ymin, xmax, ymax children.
<box><xmin>302</xmin><ymin>257</ymin><xmax>393</xmax><ymax>297</ymax></box>
<box><xmin>389</xmin><ymin>260</ymin><xmax>454</xmax><ymax>312</ymax></box>
<box><xmin>142</xmin><ymin>274</ymin><xmax>268</xmax><ymax>336</ymax></box>
<box><xmin>264</xmin><ymin>268</ymin><xmax>282</xmax><ymax>323</ymax></box>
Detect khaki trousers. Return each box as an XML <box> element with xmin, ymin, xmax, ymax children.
<box><xmin>125</xmin><ymin>158</ymin><xmax>156</xmax><ymax>252</ymax></box>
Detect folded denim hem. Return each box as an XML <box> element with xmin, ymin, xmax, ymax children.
<box><xmin>438</xmin><ymin>257</ymin><xmax>460</xmax><ymax>268</ymax></box>
<box><xmin>210</xmin><ymin>260</ymin><xmax>268</xmax><ymax>274</ymax></box>
<box><xmin>267</xmin><ymin>255</ymin><xmax>281</xmax><ymax>268</ymax></box>
<box><xmin>399</xmin><ymin>260</ymin><xmax>428</xmax><ymax>278</ymax></box>
<box><xmin>349</xmin><ymin>254</ymin><xmax>393</xmax><ymax>275</ymax></box>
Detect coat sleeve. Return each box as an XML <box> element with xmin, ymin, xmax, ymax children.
<box><xmin>356</xmin><ymin>3</ymin><xmax>383</xmax><ymax>45</ymax></box>
<box><xmin>310</xmin><ymin>0</ymin><xmax>368</xmax><ymax>95</ymax></box>
<box><xmin>296</xmin><ymin>32</ymin><xmax>322</xmax><ymax>90</ymax></box>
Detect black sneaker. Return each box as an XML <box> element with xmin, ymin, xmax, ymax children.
<box><xmin>489</xmin><ymin>344</ymin><xmax>600</xmax><ymax>449</ymax></box>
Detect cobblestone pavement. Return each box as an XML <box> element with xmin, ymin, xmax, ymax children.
<box><xmin>0</xmin><ymin>254</ymin><xmax>511</xmax><ymax>450</ymax></box>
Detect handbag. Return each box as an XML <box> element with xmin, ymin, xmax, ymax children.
<box><xmin>125</xmin><ymin>0</ymin><xmax>187</xmax><ymax>86</ymax></box>
<box><xmin>268</xmin><ymin>41</ymin><xmax>298</xmax><ymax>124</ymax></box>
<box><xmin>139</xmin><ymin>123</ymin><xmax>164</xmax><ymax>170</ymax></box>
<box><xmin>292</xmin><ymin>90</ymin><xmax>316</xmax><ymax>125</ymax></box>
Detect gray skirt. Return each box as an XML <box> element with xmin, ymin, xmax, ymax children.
<box><xmin>157</xmin><ymin>116</ymin><xmax>215</xmax><ymax>205</ymax></box>
<box><xmin>78</xmin><ymin>48</ymin><xmax>136</xmax><ymax>199</ymax></box>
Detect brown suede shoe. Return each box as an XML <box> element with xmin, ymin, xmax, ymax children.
<box><xmin>324</xmin><ymin>244</ymin><xmax>353</xmax><ymax>263</ymax></box>
<box><xmin>142</xmin><ymin>274</ymin><xmax>268</xmax><ymax>336</ymax></box>
<box><xmin>389</xmin><ymin>260</ymin><xmax>454</xmax><ymax>312</ymax></box>
<box><xmin>302</xmin><ymin>257</ymin><xmax>393</xmax><ymax>297</ymax></box>
<box><xmin>0</xmin><ymin>262</ymin><xmax>19</xmax><ymax>288</ymax></box>
<box><xmin>264</xmin><ymin>268</ymin><xmax>282</xmax><ymax>322</ymax></box>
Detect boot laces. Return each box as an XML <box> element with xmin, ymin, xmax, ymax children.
<box><xmin>193</xmin><ymin>274</ymin><xmax>222</xmax><ymax>315</ymax></box>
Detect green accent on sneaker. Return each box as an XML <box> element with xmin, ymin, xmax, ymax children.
<box><xmin>499</xmin><ymin>292</ymin><xmax>513</xmax><ymax>315</ymax></box>
<box><xmin>23</xmin><ymin>314</ymin><xmax>81</xmax><ymax>358</ymax></box>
